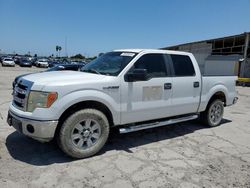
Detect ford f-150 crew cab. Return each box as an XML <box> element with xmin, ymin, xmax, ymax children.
<box><xmin>7</xmin><ymin>49</ymin><xmax>238</xmax><ymax>158</ymax></box>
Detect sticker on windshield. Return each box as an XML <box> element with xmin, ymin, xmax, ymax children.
<box><xmin>120</xmin><ymin>52</ymin><xmax>135</xmax><ymax>57</ymax></box>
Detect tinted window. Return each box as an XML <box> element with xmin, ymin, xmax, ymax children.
<box><xmin>81</xmin><ymin>52</ymin><xmax>137</xmax><ymax>76</ymax></box>
<box><xmin>133</xmin><ymin>54</ymin><xmax>167</xmax><ymax>78</ymax></box>
<box><xmin>170</xmin><ymin>55</ymin><xmax>195</xmax><ymax>76</ymax></box>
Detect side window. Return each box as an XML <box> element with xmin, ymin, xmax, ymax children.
<box><xmin>133</xmin><ymin>54</ymin><xmax>167</xmax><ymax>78</ymax></box>
<box><xmin>170</xmin><ymin>54</ymin><xmax>195</xmax><ymax>76</ymax></box>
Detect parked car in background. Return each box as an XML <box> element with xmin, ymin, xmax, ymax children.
<box><xmin>1</xmin><ymin>58</ymin><xmax>15</xmax><ymax>67</ymax></box>
<box><xmin>31</xmin><ymin>58</ymin><xmax>38</xmax><ymax>66</ymax></box>
<box><xmin>48</xmin><ymin>60</ymin><xmax>60</xmax><ymax>67</ymax></box>
<box><xmin>36</xmin><ymin>59</ymin><xmax>49</xmax><ymax>68</ymax></box>
<box><xmin>26</xmin><ymin>56</ymin><xmax>33</xmax><ymax>61</ymax></box>
<box><xmin>47</xmin><ymin>63</ymin><xmax>85</xmax><ymax>71</ymax></box>
<box><xmin>14</xmin><ymin>57</ymin><xmax>20</xmax><ymax>65</ymax></box>
<box><xmin>12</xmin><ymin>63</ymin><xmax>85</xmax><ymax>89</ymax></box>
<box><xmin>71</xmin><ymin>60</ymin><xmax>86</xmax><ymax>66</ymax></box>
<box><xmin>19</xmin><ymin>58</ymin><xmax>32</xmax><ymax>67</ymax></box>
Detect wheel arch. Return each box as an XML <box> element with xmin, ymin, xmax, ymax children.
<box><xmin>199</xmin><ymin>83</ymin><xmax>229</xmax><ymax>112</ymax></box>
<box><xmin>55</xmin><ymin>100</ymin><xmax>114</xmax><ymax>136</ymax></box>
<box><xmin>207</xmin><ymin>91</ymin><xmax>227</xmax><ymax>108</ymax></box>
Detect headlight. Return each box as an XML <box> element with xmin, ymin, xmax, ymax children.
<box><xmin>27</xmin><ymin>91</ymin><xmax>57</xmax><ymax>112</ymax></box>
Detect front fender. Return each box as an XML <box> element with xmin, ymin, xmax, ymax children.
<box><xmin>31</xmin><ymin>90</ymin><xmax>120</xmax><ymax>124</ymax></box>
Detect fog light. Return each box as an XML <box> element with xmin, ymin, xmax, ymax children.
<box><xmin>27</xmin><ymin>124</ymin><xmax>34</xmax><ymax>133</ymax></box>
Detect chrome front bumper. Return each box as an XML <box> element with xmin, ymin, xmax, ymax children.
<box><xmin>7</xmin><ymin>110</ymin><xmax>58</xmax><ymax>142</ymax></box>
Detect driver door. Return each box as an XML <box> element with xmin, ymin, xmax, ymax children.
<box><xmin>120</xmin><ymin>53</ymin><xmax>172</xmax><ymax>124</ymax></box>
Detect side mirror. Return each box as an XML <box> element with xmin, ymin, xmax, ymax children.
<box><xmin>125</xmin><ymin>69</ymin><xmax>147</xmax><ymax>82</ymax></box>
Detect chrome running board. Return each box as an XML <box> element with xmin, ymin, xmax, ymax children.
<box><xmin>119</xmin><ymin>114</ymin><xmax>198</xmax><ymax>134</ymax></box>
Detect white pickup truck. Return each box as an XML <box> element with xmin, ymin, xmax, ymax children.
<box><xmin>7</xmin><ymin>49</ymin><xmax>238</xmax><ymax>158</ymax></box>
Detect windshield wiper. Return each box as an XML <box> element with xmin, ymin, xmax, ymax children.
<box><xmin>82</xmin><ymin>69</ymin><xmax>101</xmax><ymax>75</ymax></box>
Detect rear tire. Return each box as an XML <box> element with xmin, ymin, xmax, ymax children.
<box><xmin>57</xmin><ymin>109</ymin><xmax>110</xmax><ymax>158</ymax></box>
<box><xmin>200</xmin><ymin>99</ymin><xmax>224</xmax><ymax>127</ymax></box>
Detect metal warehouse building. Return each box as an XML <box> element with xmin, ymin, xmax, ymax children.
<box><xmin>162</xmin><ymin>32</ymin><xmax>250</xmax><ymax>78</ymax></box>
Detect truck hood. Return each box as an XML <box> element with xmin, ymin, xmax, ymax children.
<box><xmin>22</xmin><ymin>71</ymin><xmax>108</xmax><ymax>90</ymax></box>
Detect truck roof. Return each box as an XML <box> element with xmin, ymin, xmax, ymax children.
<box><xmin>113</xmin><ymin>49</ymin><xmax>192</xmax><ymax>56</ymax></box>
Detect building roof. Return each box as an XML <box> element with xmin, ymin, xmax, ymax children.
<box><xmin>162</xmin><ymin>32</ymin><xmax>249</xmax><ymax>49</ymax></box>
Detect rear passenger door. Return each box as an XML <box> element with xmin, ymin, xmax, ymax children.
<box><xmin>120</xmin><ymin>53</ymin><xmax>173</xmax><ymax>124</ymax></box>
<box><xmin>169</xmin><ymin>54</ymin><xmax>201</xmax><ymax>116</ymax></box>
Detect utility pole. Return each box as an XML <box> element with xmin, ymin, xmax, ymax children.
<box><xmin>241</xmin><ymin>32</ymin><xmax>250</xmax><ymax>77</ymax></box>
<box><xmin>65</xmin><ymin>36</ymin><xmax>68</xmax><ymax>57</ymax></box>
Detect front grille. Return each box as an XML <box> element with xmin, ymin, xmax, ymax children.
<box><xmin>17</xmin><ymin>83</ymin><xmax>27</xmax><ymax>90</ymax></box>
<box><xmin>13</xmin><ymin>79</ymin><xmax>33</xmax><ymax>111</ymax></box>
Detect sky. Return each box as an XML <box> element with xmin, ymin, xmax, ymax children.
<box><xmin>0</xmin><ymin>0</ymin><xmax>250</xmax><ymax>57</ymax></box>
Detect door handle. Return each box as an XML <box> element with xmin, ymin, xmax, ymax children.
<box><xmin>193</xmin><ymin>81</ymin><xmax>199</xmax><ymax>88</ymax></box>
<box><xmin>164</xmin><ymin>83</ymin><xmax>172</xmax><ymax>90</ymax></box>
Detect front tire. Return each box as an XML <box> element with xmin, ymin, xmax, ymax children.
<box><xmin>57</xmin><ymin>109</ymin><xmax>110</xmax><ymax>158</ymax></box>
<box><xmin>200</xmin><ymin>99</ymin><xmax>224</xmax><ymax>127</ymax></box>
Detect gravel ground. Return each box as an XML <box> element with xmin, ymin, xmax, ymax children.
<box><xmin>0</xmin><ymin>66</ymin><xmax>250</xmax><ymax>188</ymax></box>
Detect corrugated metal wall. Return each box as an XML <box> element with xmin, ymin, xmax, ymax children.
<box><xmin>163</xmin><ymin>33</ymin><xmax>250</xmax><ymax>77</ymax></box>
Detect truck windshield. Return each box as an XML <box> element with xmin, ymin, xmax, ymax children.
<box><xmin>81</xmin><ymin>52</ymin><xmax>137</xmax><ymax>76</ymax></box>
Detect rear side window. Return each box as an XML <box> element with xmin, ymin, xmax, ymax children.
<box><xmin>133</xmin><ymin>54</ymin><xmax>167</xmax><ymax>78</ymax></box>
<box><xmin>170</xmin><ymin>55</ymin><xmax>195</xmax><ymax>76</ymax></box>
